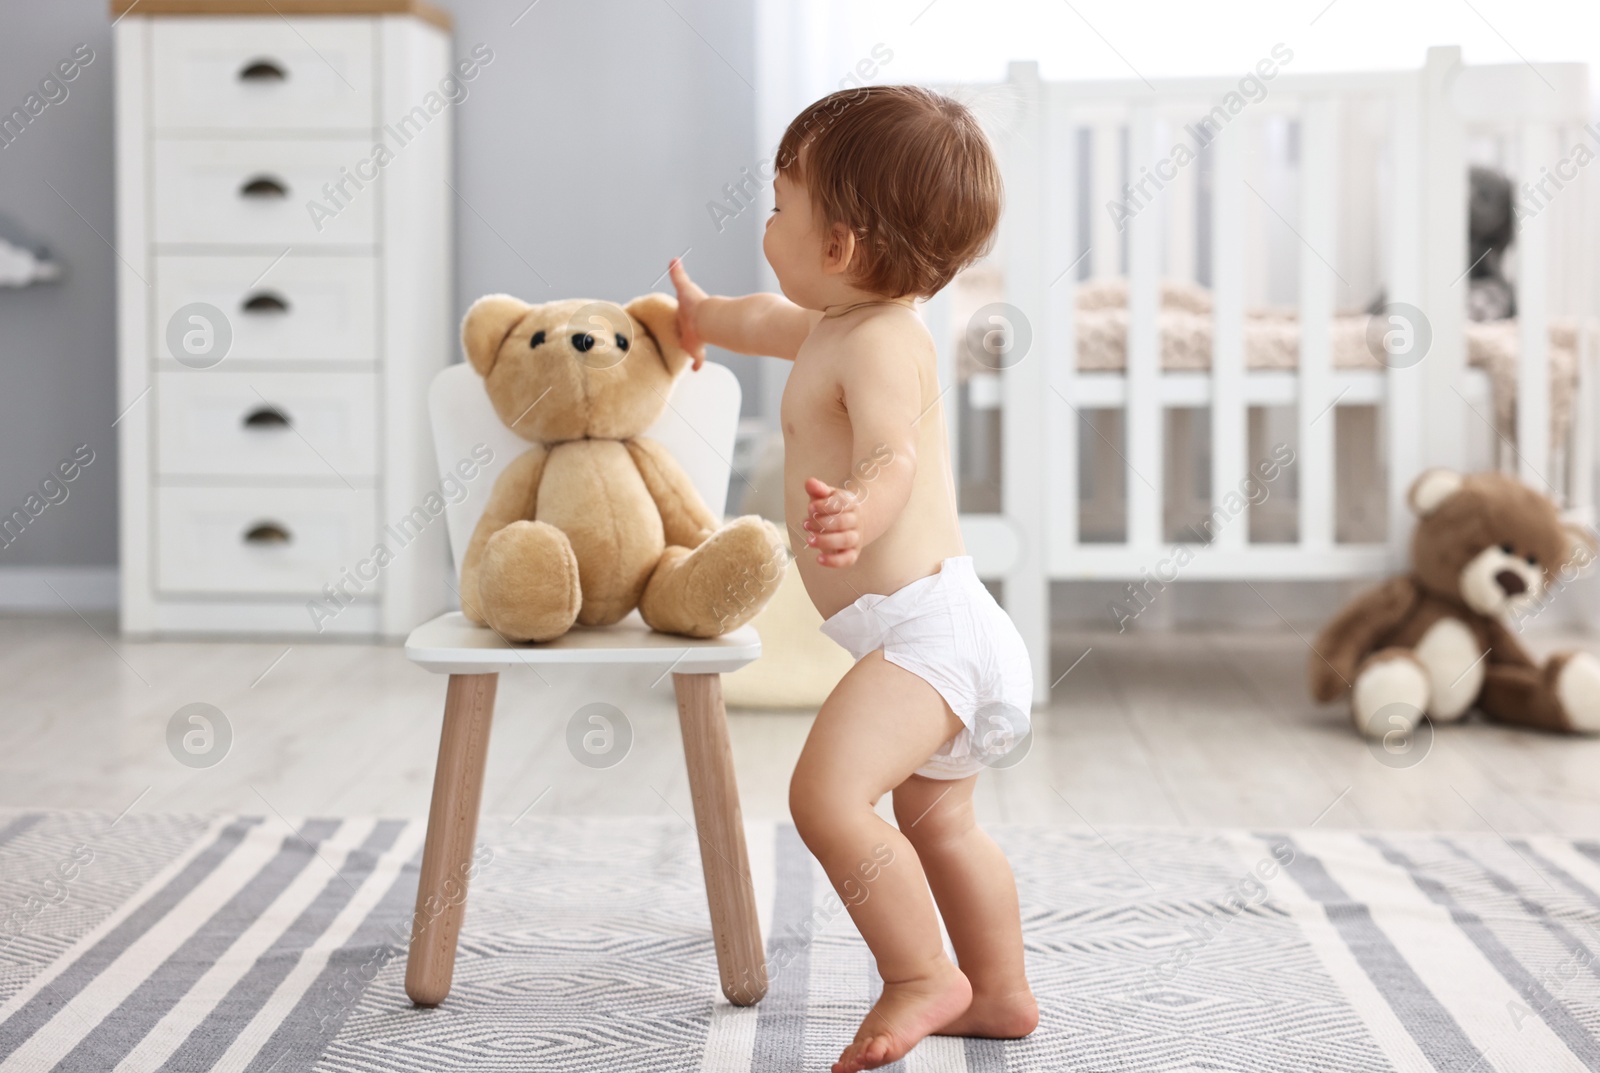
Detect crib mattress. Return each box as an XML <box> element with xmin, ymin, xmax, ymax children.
<box><xmin>956</xmin><ymin>275</ymin><xmax>1588</xmax><ymax>448</ymax></box>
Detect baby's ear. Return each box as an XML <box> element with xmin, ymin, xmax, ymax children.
<box><xmin>1408</xmin><ymin>468</ymin><xmax>1464</xmax><ymax>517</ymax></box>
<box><xmin>462</xmin><ymin>294</ymin><xmax>532</xmax><ymax>377</ymax></box>
<box><xmin>625</xmin><ymin>292</ymin><xmax>693</xmax><ymax>376</ymax></box>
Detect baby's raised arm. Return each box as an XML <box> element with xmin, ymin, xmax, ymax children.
<box><xmin>670</xmin><ymin>258</ymin><xmax>815</xmax><ymax>364</ymax></box>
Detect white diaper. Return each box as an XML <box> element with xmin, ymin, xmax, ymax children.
<box><xmin>818</xmin><ymin>555</ymin><xmax>1033</xmax><ymax>779</ymax></box>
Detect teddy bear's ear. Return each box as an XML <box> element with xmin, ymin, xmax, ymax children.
<box><xmin>625</xmin><ymin>292</ymin><xmax>692</xmax><ymax>377</ymax></box>
<box><xmin>1564</xmin><ymin>521</ymin><xmax>1599</xmax><ymax>571</ymax></box>
<box><xmin>1408</xmin><ymin>468</ymin><xmax>1465</xmax><ymax>517</ymax></box>
<box><xmin>461</xmin><ymin>294</ymin><xmax>532</xmax><ymax>377</ymax></box>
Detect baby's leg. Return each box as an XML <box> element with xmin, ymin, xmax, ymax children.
<box><xmin>892</xmin><ymin>774</ymin><xmax>1038</xmax><ymax>1039</ymax></box>
<box><xmin>789</xmin><ymin>649</ymin><xmax>973</xmax><ymax>1073</ymax></box>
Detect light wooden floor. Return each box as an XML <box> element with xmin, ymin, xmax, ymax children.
<box><xmin>2</xmin><ymin>614</ymin><xmax>1597</xmax><ymax>836</ymax></box>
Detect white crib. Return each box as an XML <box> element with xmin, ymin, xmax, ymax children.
<box><xmin>923</xmin><ymin>47</ymin><xmax>1599</xmax><ymax>702</ymax></box>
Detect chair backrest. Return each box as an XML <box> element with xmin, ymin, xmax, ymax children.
<box><xmin>427</xmin><ymin>360</ymin><xmax>743</xmax><ymax>580</ymax></box>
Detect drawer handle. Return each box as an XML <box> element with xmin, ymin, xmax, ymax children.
<box><xmin>242</xmin><ymin>292</ymin><xmax>290</xmax><ymax>314</ymax></box>
<box><xmin>240</xmin><ymin>175</ymin><xmax>289</xmax><ymax>199</ymax></box>
<box><xmin>238</xmin><ymin>59</ymin><xmax>288</xmax><ymax>82</ymax></box>
<box><xmin>243</xmin><ymin>521</ymin><xmax>292</xmax><ymax>545</ymax></box>
<box><xmin>242</xmin><ymin>405</ymin><xmax>291</xmax><ymax>430</ymax></box>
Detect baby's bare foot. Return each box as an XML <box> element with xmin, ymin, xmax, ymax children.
<box><xmin>832</xmin><ymin>961</ymin><xmax>972</xmax><ymax>1073</ymax></box>
<box><xmin>935</xmin><ymin>985</ymin><xmax>1038</xmax><ymax>1039</ymax></box>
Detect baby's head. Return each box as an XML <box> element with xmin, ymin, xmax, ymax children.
<box><xmin>765</xmin><ymin>85</ymin><xmax>1000</xmax><ymax>309</ymax></box>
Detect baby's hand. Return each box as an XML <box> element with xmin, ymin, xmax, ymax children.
<box><xmin>668</xmin><ymin>258</ymin><xmax>706</xmax><ymax>372</ymax></box>
<box><xmin>803</xmin><ymin>476</ymin><xmax>861</xmax><ymax>568</ymax></box>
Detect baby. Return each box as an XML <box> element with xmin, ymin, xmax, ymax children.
<box><xmin>671</xmin><ymin>85</ymin><xmax>1037</xmax><ymax>1071</ymax></box>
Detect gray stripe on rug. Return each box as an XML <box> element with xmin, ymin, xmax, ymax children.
<box><xmin>1511</xmin><ymin>839</ymin><xmax>1600</xmax><ymax>915</ymax></box>
<box><xmin>751</xmin><ymin>822</ymin><xmax>813</xmax><ymax>1071</ymax></box>
<box><xmin>250</xmin><ymin>821</ymin><xmax>421</xmax><ymax>1072</ymax></box>
<box><xmin>1369</xmin><ymin>835</ymin><xmax>1600</xmax><ymax>1067</ymax></box>
<box><xmin>0</xmin><ymin>813</ymin><xmax>44</xmax><ymax>849</ymax></box>
<box><xmin>0</xmin><ymin>817</ymin><xmax>260</xmax><ymax>1064</ymax></box>
<box><xmin>965</xmin><ymin>1033</ymin><xmax>1005</xmax><ymax>1070</ymax></box>
<box><xmin>52</xmin><ymin>819</ymin><xmax>343</xmax><ymax>1071</ymax></box>
<box><xmin>1271</xmin><ymin>833</ymin><xmax>1485</xmax><ymax>1073</ymax></box>
<box><xmin>155</xmin><ymin>819</ymin><xmax>408</xmax><ymax>1073</ymax></box>
<box><xmin>1444</xmin><ymin>838</ymin><xmax>1600</xmax><ymax>996</ymax></box>
<box><xmin>1572</xmin><ymin>842</ymin><xmax>1600</xmax><ymax>874</ymax></box>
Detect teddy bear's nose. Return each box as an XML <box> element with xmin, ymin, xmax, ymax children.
<box><xmin>571</xmin><ymin>332</ymin><xmax>596</xmax><ymax>353</ymax></box>
<box><xmin>1495</xmin><ymin>570</ymin><xmax>1528</xmax><ymax>596</ymax></box>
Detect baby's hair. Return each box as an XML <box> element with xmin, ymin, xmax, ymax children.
<box><xmin>775</xmin><ymin>85</ymin><xmax>1001</xmax><ymax>300</ymax></box>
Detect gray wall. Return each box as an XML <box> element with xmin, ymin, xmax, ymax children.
<box><xmin>0</xmin><ymin>0</ymin><xmax>762</xmax><ymax>571</ymax></box>
<box><xmin>0</xmin><ymin>2</ymin><xmax>119</xmax><ymax>569</ymax></box>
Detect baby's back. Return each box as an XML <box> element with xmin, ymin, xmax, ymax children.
<box><xmin>780</xmin><ymin>305</ymin><xmax>966</xmax><ymax>620</ymax></box>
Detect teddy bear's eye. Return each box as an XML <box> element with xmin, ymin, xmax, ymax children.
<box><xmin>1501</xmin><ymin>543</ymin><xmax>1514</xmax><ymax>555</ymax></box>
<box><xmin>1526</xmin><ymin>554</ymin><xmax>1538</xmax><ymax>566</ymax></box>
<box><xmin>529</xmin><ymin>330</ymin><xmax>546</xmax><ymax>348</ymax></box>
<box><xmin>614</xmin><ymin>333</ymin><xmax>629</xmax><ymax>352</ymax></box>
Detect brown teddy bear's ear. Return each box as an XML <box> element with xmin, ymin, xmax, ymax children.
<box><xmin>462</xmin><ymin>294</ymin><xmax>532</xmax><ymax>377</ymax></box>
<box><xmin>1408</xmin><ymin>468</ymin><xmax>1464</xmax><ymax>517</ymax></box>
<box><xmin>625</xmin><ymin>292</ymin><xmax>692</xmax><ymax>376</ymax></box>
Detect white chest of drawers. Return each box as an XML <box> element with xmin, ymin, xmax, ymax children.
<box><xmin>112</xmin><ymin>1</ymin><xmax>455</xmax><ymax>639</ymax></box>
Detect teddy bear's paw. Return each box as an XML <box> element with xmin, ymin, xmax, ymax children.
<box><xmin>640</xmin><ymin>516</ymin><xmax>786</xmax><ymax>637</ymax></box>
<box><xmin>1351</xmin><ymin>653</ymin><xmax>1430</xmax><ymax>740</ymax></box>
<box><xmin>477</xmin><ymin>520</ymin><xmax>582</xmax><ymax>643</ymax></box>
<box><xmin>1553</xmin><ymin>652</ymin><xmax>1600</xmax><ymax>734</ymax></box>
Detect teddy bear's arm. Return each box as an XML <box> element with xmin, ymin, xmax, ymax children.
<box><xmin>624</xmin><ymin>437</ymin><xmax>719</xmax><ymax>548</ymax></box>
<box><xmin>1481</xmin><ymin>616</ymin><xmax>1538</xmax><ymax>669</ymax></box>
<box><xmin>458</xmin><ymin>447</ymin><xmax>548</xmax><ymax>624</ymax></box>
<box><xmin>1309</xmin><ymin>576</ymin><xmax>1421</xmax><ymax>702</ymax></box>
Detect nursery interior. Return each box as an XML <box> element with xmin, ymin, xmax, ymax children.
<box><xmin>2</xmin><ymin>1</ymin><xmax>1599</xmax><ymax>1071</ymax></box>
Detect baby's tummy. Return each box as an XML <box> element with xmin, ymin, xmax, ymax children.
<box><xmin>790</xmin><ymin>482</ymin><xmax>965</xmax><ymax>619</ymax></box>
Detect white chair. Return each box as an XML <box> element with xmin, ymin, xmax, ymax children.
<box><xmin>402</xmin><ymin>361</ymin><xmax>768</xmax><ymax>1008</ymax></box>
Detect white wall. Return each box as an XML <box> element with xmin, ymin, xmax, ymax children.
<box><xmin>811</xmin><ymin>0</ymin><xmax>1600</xmax><ymax>92</ymax></box>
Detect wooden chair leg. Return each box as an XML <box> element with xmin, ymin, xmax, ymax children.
<box><xmin>406</xmin><ymin>672</ymin><xmax>498</xmax><ymax>1007</ymax></box>
<box><xmin>672</xmin><ymin>671</ymin><xmax>768</xmax><ymax>1005</ymax></box>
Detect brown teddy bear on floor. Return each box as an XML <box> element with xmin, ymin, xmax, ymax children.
<box><xmin>456</xmin><ymin>292</ymin><xmax>786</xmax><ymax>643</ymax></box>
<box><xmin>1311</xmin><ymin>468</ymin><xmax>1599</xmax><ymax>737</ymax></box>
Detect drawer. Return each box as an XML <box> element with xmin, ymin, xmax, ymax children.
<box><xmin>153</xmin><ymin>139</ymin><xmax>376</xmax><ymax>246</ymax></box>
<box><xmin>155</xmin><ymin>255</ymin><xmax>377</xmax><ymax>365</ymax></box>
<box><xmin>158</xmin><ymin>371</ymin><xmax>377</xmax><ymax>478</ymax></box>
<box><xmin>151</xmin><ymin>18</ymin><xmax>376</xmax><ymax>132</ymax></box>
<box><xmin>156</xmin><ymin>486</ymin><xmax>377</xmax><ymax>596</ymax></box>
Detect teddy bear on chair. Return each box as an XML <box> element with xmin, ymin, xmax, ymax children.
<box><xmin>456</xmin><ymin>291</ymin><xmax>785</xmax><ymax>643</ymax></box>
<box><xmin>1311</xmin><ymin>468</ymin><xmax>1600</xmax><ymax>738</ymax></box>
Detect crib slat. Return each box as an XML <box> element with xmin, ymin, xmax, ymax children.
<box><xmin>1046</xmin><ymin>89</ymin><xmax>1080</xmax><ymax>554</ymax></box>
<box><xmin>1091</xmin><ymin>120</ymin><xmax>1122</xmax><ymax>278</ymax></box>
<box><xmin>1420</xmin><ymin>47</ymin><xmax>1468</xmax><ymax>472</ymax></box>
<box><xmin>1517</xmin><ymin>121</ymin><xmax>1555</xmax><ymax>493</ymax></box>
<box><xmin>1000</xmin><ymin>60</ymin><xmax>1049</xmax><ymax>704</ymax></box>
<box><xmin>1386</xmin><ymin>74</ymin><xmax>1425</xmax><ymax>556</ymax></box>
<box><xmin>1211</xmin><ymin>117</ymin><xmax>1247</xmax><ymax>551</ymax></box>
<box><xmin>1126</xmin><ymin>104</ymin><xmax>1163</xmax><ymax>550</ymax></box>
<box><xmin>1297</xmin><ymin>97</ymin><xmax>1340</xmax><ymax>551</ymax></box>
<box><xmin>1165</xmin><ymin>119</ymin><xmax>1197</xmax><ymax>283</ymax></box>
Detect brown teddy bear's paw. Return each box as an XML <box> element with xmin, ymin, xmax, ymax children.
<box><xmin>476</xmin><ymin>520</ymin><xmax>582</xmax><ymax>643</ymax></box>
<box><xmin>640</xmin><ymin>516</ymin><xmax>787</xmax><ymax>638</ymax></box>
<box><xmin>1549</xmin><ymin>652</ymin><xmax>1600</xmax><ymax>733</ymax></box>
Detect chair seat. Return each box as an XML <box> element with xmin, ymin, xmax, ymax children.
<box><xmin>405</xmin><ymin>611</ymin><xmax>761</xmax><ymax>675</ymax></box>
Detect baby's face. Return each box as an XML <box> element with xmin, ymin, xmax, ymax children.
<box><xmin>763</xmin><ymin>171</ymin><xmax>830</xmax><ymax>309</ymax></box>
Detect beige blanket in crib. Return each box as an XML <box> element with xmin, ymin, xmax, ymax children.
<box><xmin>953</xmin><ymin>272</ymin><xmax>1587</xmax><ymax>449</ymax></box>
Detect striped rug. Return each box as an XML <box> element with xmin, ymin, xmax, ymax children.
<box><xmin>2</xmin><ymin>809</ymin><xmax>1599</xmax><ymax>1072</ymax></box>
